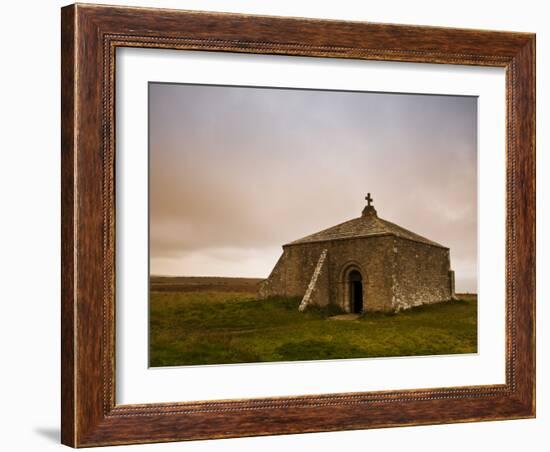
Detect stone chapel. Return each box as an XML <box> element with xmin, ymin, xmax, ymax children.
<box><xmin>259</xmin><ymin>195</ymin><xmax>456</xmax><ymax>313</ymax></box>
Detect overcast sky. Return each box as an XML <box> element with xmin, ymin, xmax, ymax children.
<box><xmin>149</xmin><ymin>83</ymin><xmax>477</xmax><ymax>292</ymax></box>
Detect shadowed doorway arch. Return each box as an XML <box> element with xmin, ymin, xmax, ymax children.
<box><xmin>348</xmin><ymin>270</ymin><xmax>363</xmax><ymax>313</ymax></box>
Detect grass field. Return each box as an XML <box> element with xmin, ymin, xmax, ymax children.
<box><xmin>149</xmin><ymin>277</ymin><xmax>477</xmax><ymax>367</ymax></box>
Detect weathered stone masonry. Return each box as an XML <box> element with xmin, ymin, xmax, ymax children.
<box><xmin>259</xmin><ymin>196</ymin><xmax>455</xmax><ymax>313</ymax></box>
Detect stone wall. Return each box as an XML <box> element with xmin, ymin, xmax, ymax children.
<box><xmin>258</xmin><ymin>251</ymin><xmax>290</xmax><ymax>298</ymax></box>
<box><xmin>260</xmin><ymin>235</ymin><xmax>395</xmax><ymax>311</ymax></box>
<box><xmin>391</xmin><ymin>237</ymin><xmax>453</xmax><ymax>311</ymax></box>
<box><xmin>259</xmin><ymin>234</ymin><xmax>454</xmax><ymax>313</ymax></box>
<box><xmin>259</xmin><ymin>241</ymin><xmax>328</xmax><ymax>299</ymax></box>
<box><xmin>325</xmin><ymin>236</ymin><xmax>394</xmax><ymax>312</ymax></box>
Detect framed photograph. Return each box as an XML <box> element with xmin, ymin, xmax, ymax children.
<box><xmin>61</xmin><ymin>3</ymin><xmax>535</xmax><ymax>447</ymax></box>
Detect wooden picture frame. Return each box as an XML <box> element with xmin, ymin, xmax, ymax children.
<box><xmin>61</xmin><ymin>3</ymin><xmax>535</xmax><ymax>447</ymax></box>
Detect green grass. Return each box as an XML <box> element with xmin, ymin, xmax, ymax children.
<box><xmin>149</xmin><ymin>291</ymin><xmax>477</xmax><ymax>367</ymax></box>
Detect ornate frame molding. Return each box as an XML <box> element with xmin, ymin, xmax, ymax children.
<box><xmin>61</xmin><ymin>4</ymin><xmax>535</xmax><ymax>447</ymax></box>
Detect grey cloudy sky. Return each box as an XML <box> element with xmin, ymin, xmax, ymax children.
<box><xmin>149</xmin><ymin>83</ymin><xmax>477</xmax><ymax>292</ymax></box>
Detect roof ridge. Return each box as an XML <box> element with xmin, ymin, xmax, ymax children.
<box><xmin>376</xmin><ymin>217</ymin><xmax>445</xmax><ymax>248</ymax></box>
<box><xmin>286</xmin><ymin>214</ymin><xmax>446</xmax><ymax>248</ymax></box>
<box><xmin>286</xmin><ymin>215</ymin><xmax>368</xmax><ymax>245</ymax></box>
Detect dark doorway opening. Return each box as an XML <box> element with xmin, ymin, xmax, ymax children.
<box><xmin>349</xmin><ymin>270</ymin><xmax>363</xmax><ymax>313</ymax></box>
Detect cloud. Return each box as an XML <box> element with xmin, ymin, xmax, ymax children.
<box><xmin>149</xmin><ymin>83</ymin><xmax>477</xmax><ymax>292</ymax></box>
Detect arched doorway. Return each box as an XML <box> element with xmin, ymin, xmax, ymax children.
<box><xmin>348</xmin><ymin>270</ymin><xmax>363</xmax><ymax>313</ymax></box>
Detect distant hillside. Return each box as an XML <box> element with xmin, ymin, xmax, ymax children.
<box><xmin>150</xmin><ymin>276</ymin><xmax>263</xmax><ymax>293</ymax></box>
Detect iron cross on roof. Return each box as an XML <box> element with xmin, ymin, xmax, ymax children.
<box><xmin>365</xmin><ymin>193</ymin><xmax>373</xmax><ymax>207</ymax></box>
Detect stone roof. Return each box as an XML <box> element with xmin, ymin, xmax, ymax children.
<box><xmin>286</xmin><ymin>204</ymin><xmax>447</xmax><ymax>249</ymax></box>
